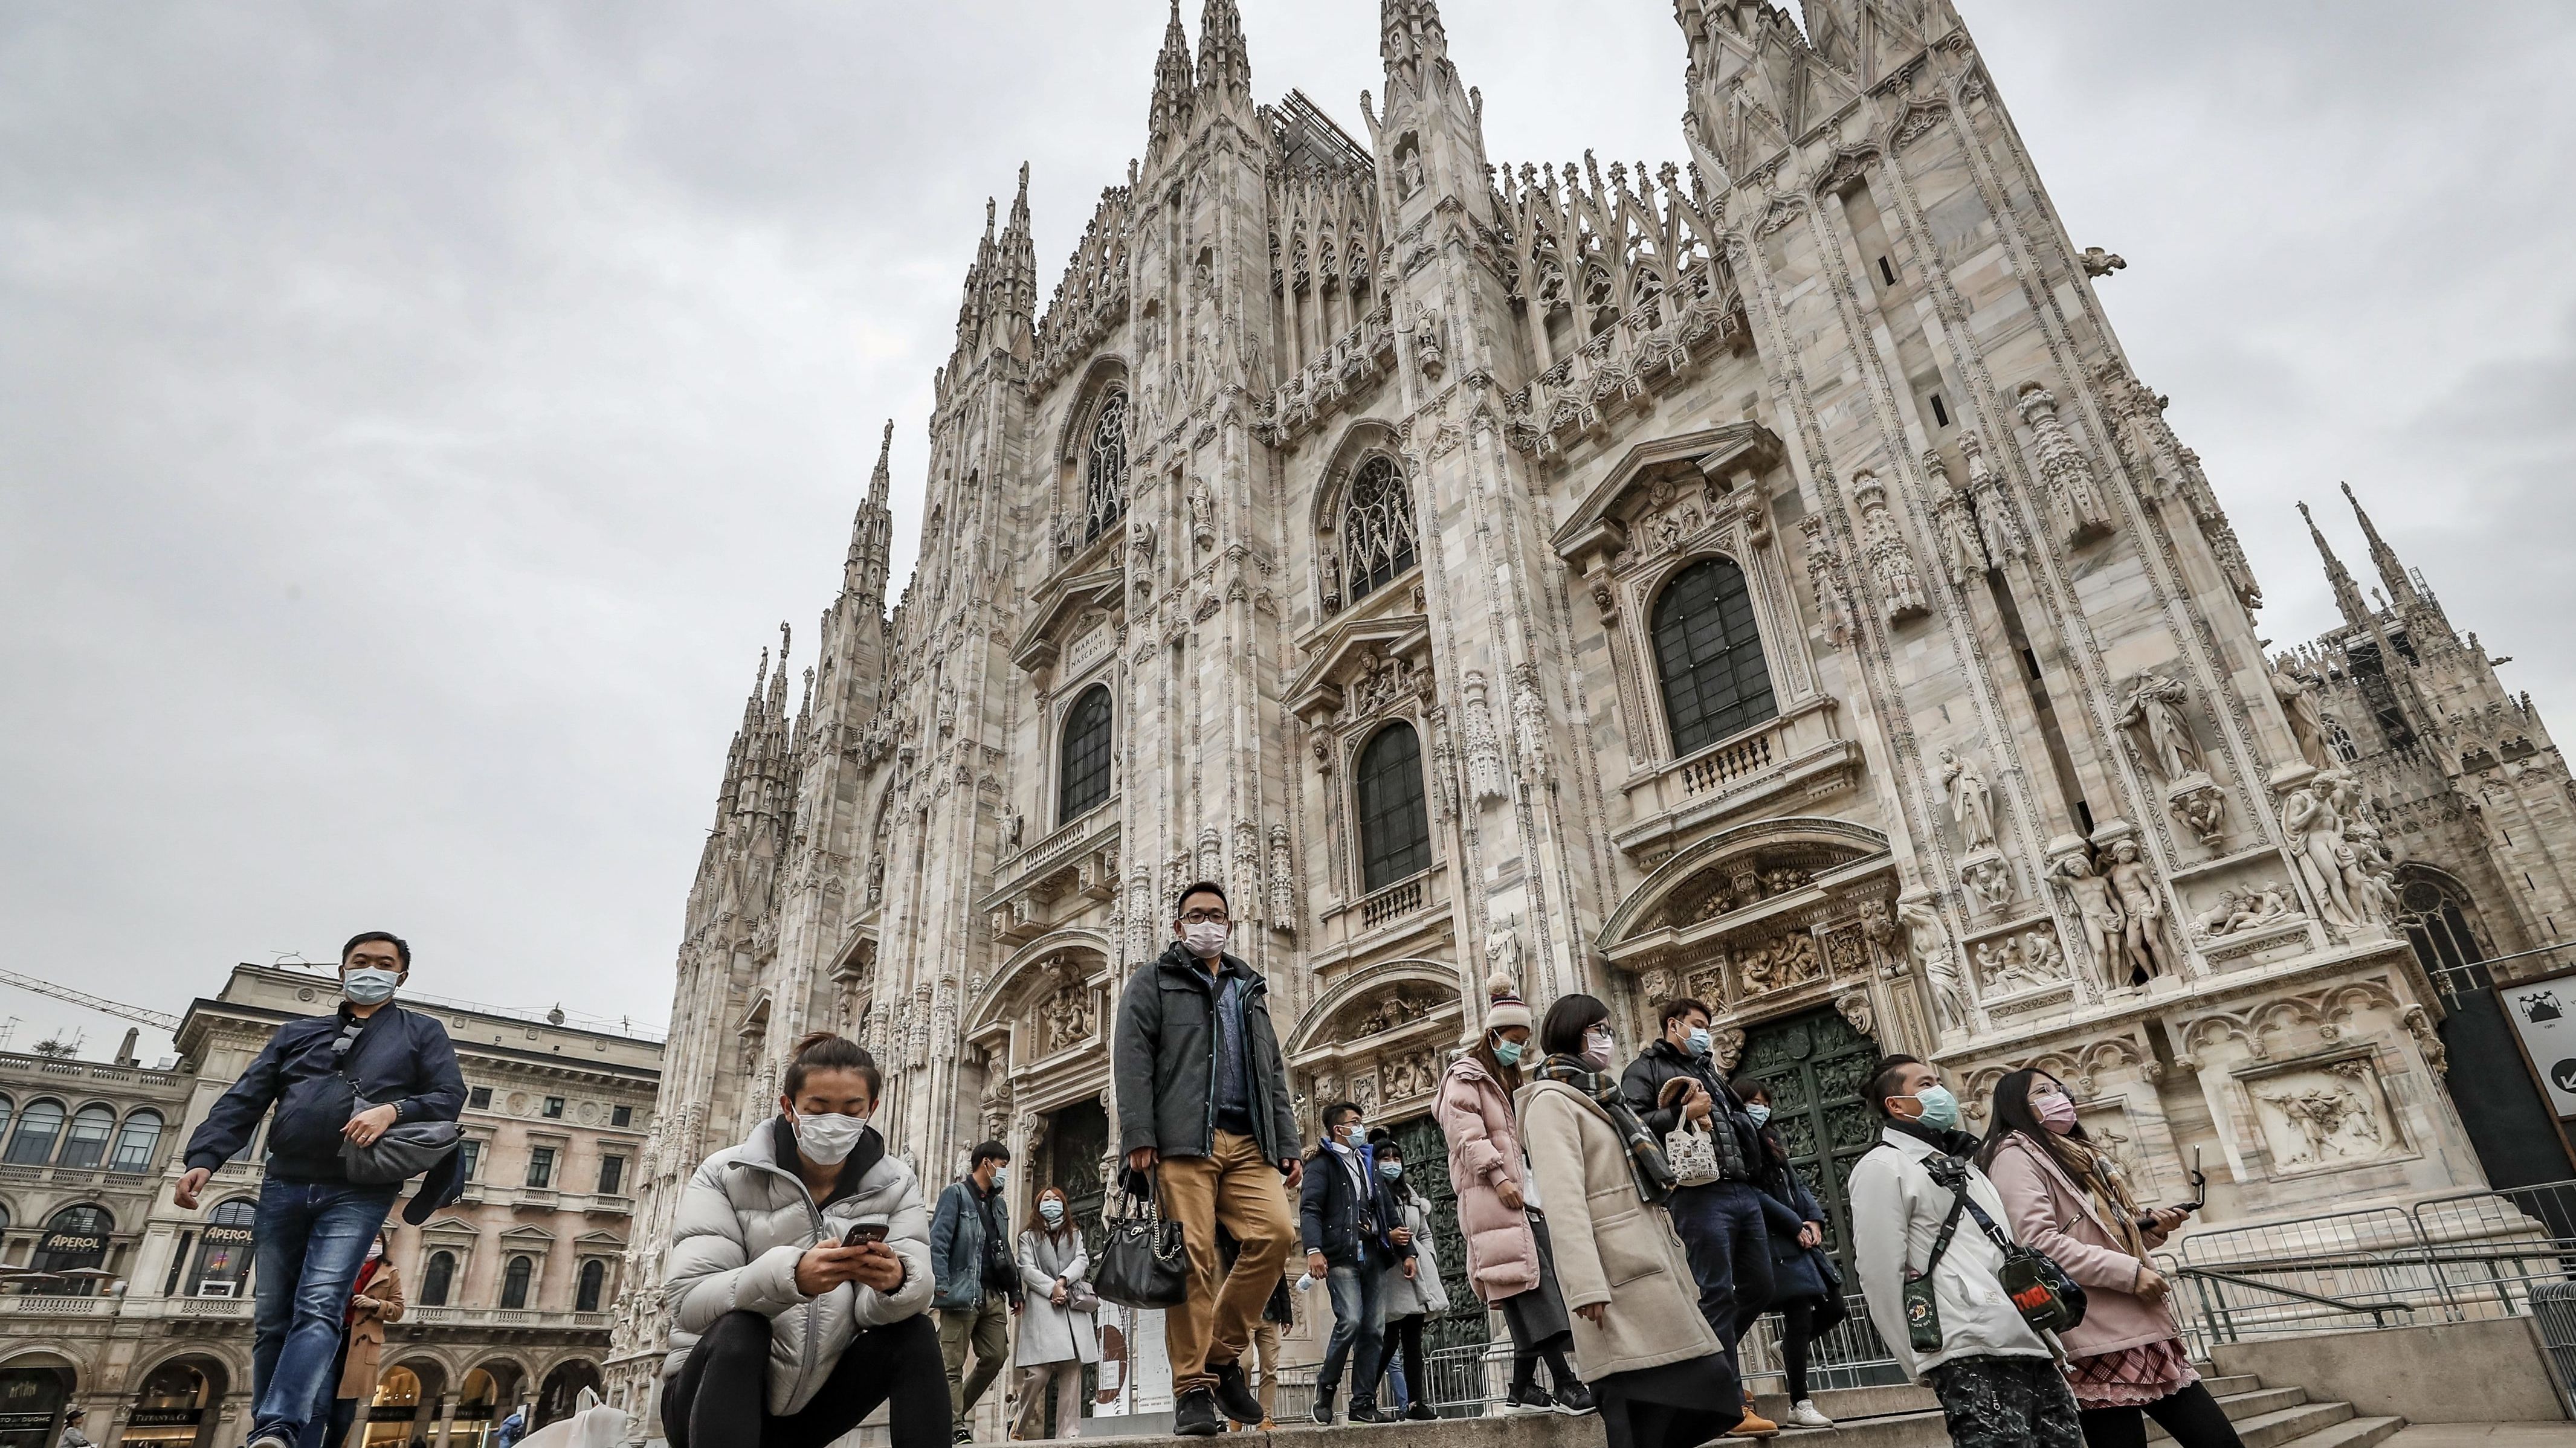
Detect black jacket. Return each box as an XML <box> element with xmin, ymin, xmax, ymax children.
<box><xmin>1618</xmin><ymin>1038</ymin><xmax>1758</xmax><ymax>1182</ymax></box>
<box><xmin>1113</xmin><ymin>944</ymin><xmax>1299</xmax><ymax>1165</ymax></box>
<box><xmin>185</xmin><ymin>1002</ymin><xmax>466</xmax><ymax>1183</ymax></box>
<box><xmin>1300</xmin><ymin>1140</ymin><xmax>1399</xmax><ymax>1267</ymax></box>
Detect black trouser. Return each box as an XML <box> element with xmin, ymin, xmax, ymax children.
<box><xmin>663</xmin><ymin>1310</ymin><xmax>951</xmax><ymax>1448</ymax></box>
<box><xmin>1666</xmin><ymin>1182</ymin><xmax>1775</xmax><ymax>1366</ymax></box>
<box><xmin>2077</xmin><ymin>1382</ymin><xmax>2245</xmax><ymax>1448</ymax></box>
<box><xmin>1778</xmin><ymin>1298</ymin><xmax>1817</xmax><ymax>1403</ymax></box>
<box><xmin>1382</xmin><ymin>1314</ymin><xmax>1426</xmax><ymax>1407</ymax></box>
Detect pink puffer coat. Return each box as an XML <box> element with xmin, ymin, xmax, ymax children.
<box><xmin>1984</xmin><ymin>1132</ymin><xmax>2183</xmax><ymax>1357</ymax></box>
<box><xmin>1435</xmin><ymin>1055</ymin><xmax>1540</xmax><ymax>1301</ymax></box>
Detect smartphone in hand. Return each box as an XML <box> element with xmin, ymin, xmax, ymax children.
<box><xmin>832</xmin><ymin>1220</ymin><xmax>891</xmax><ymax>1249</ymax></box>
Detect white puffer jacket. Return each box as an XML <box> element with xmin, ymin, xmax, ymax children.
<box><xmin>660</xmin><ymin>1118</ymin><xmax>934</xmax><ymax>1414</ymax></box>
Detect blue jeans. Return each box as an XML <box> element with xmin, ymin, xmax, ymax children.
<box><xmin>1316</xmin><ymin>1261</ymin><xmax>1389</xmax><ymax>1408</ymax></box>
<box><xmin>250</xmin><ymin>1177</ymin><xmax>399</xmax><ymax>1443</ymax></box>
<box><xmin>1666</xmin><ymin>1182</ymin><xmax>1775</xmax><ymax>1372</ymax></box>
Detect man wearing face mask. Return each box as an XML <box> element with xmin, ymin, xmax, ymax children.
<box><xmin>1297</xmin><ymin>1102</ymin><xmax>1403</xmax><ymax>1425</ymax></box>
<box><xmin>1849</xmin><ymin>1057</ymin><xmax>2079</xmax><ymax>1448</ymax></box>
<box><xmin>1111</xmin><ymin>883</ymin><xmax>1301</xmax><ymax>1438</ymax></box>
<box><xmin>175</xmin><ymin>932</ymin><xmax>465</xmax><ymax>1448</ymax></box>
<box><xmin>929</xmin><ymin>1143</ymin><xmax>1019</xmax><ymax>1441</ymax></box>
<box><xmin>1617</xmin><ymin>999</ymin><xmax>1777</xmax><ymax>1437</ymax></box>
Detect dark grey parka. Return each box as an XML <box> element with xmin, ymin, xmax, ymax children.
<box><xmin>1112</xmin><ymin>942</ymin><xmax>1299</xmax><ymax>1165</ymax></box>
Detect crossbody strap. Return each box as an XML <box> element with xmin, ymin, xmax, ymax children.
<box><xmin>1954</xmin><ymin>1190</ymin><xmax>2019</xmax><ymax>1255</ymax></box>
<box><xmin>1914</xmin><ymin>1184</ymin><xmax>1972</xmax><ymax>1279</ymax></box>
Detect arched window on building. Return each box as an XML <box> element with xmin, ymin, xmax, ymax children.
<box><xmin>58</xmin><ymin>1105</ymin><xmax>115</xmax><ymax>1170</ymax></box>
<box><xmin>1355</xmin><ymin>722</ymin><xmax>1433</xmax><ymax>893</ymax></box>
<box><xmin>2324</xmin><ymin>714</ymin><xmax>2361</xmax><ymax>764</ymax></box>
<box><xmin>1083</xmin><ymin>388</ymin><xmax>1129</xmax><ymax>545</ymax></box>
<box><xmin>500</xmin><ymin>1255</ymin><xmax>534</xmax><ymax>1310</ymax></box>
<box><xmin>2397</xmin><ymin>868</ymin><xmax>2492</xmax><ymax>999</ymax></box>
<box><xmin>1057</xmin><ymin>684</ymin><xmax>1113</xmax><ymax>823</ymax></box>
<box><xmin>1651</xmin><ymin>556</ymin><xmax>1778</xmax><ymax>756</ymax></box>
<box><xmin>1341</xmin><ymin>457</ymin><xmax>1418</xmax><ymax>605</ymax></box>
<box><xmin>32</xmin><ymin>1203</ymin><xmax>112</xmax><ymax>1295</ymax></box>
<box><xmin>5</xmin><ymin>1099</ymin><xmax>64</xmax><ymax>1165</ymax></box>
<box><xmin>0</xmin><ymin>1096</ymin><xmax>16</xmax><ymax>1151</ymax></box>
<box><xmin>187</xmin><ymin>1199</ymin><xmax>257</xmax><ymax>1296</ymax></box>
<box><xmin>109</xmin><ymin>1110</ymin><xmax>163</xmax><ymax>1174</ymax></box>
<box><xmin>420</xmin><ymin>1250</ymin><xmax>457</xmax><ymax>1307</ymax></box>
<box><xmin>575</xmin><ymin>1259</ymin><xmax>607</xmax><ymax>1313</ymax></box>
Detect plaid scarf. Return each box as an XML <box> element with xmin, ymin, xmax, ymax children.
<box><xmin>1534</xmin><ymin>1055</ymin><xmax>1677</xmax><ymax>1206</ymax></box>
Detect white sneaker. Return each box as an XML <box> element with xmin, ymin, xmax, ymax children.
<box><xmin>1785</xmin><ymin>1400</ymin><xmax>1835</xmax><ymax>1430</ymax></box>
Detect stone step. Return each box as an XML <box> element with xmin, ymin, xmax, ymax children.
<box><xmin>2208</xmin><ymin>1400</ymin><xmax>2359</xmax><ymax>1448</ymax></box>
<box><xmin>2148</xmin><ymin>1386</ymin><xmax>2314</xmax><ymax>1438</ymax></box>
<box><xmin>1750</xmin><ymin>1384</ymin><xmax>1937</xmax><ymax>1423</ymax></box>
<box><xmin>2201</xmin><ymin>1376</ymin><xmax>2265</xmax><ymax>1399</ymax></box>
<box><xmin>2273</xmin><ymin>1417</ymin><xmax>2404</xmax><ymax>1448</ymax></box>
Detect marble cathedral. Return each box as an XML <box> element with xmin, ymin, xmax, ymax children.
<box><xmin>605</xmin><ymin>0</ymin><xmax>2576</xmax><ymax>1415</ymax></box>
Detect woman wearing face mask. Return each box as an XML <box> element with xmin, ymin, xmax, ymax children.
<box><xmin>1364</xmin><ymin>1132</ymin><xmax>1448</xmax><ymax>1421</ymax></box>
<box><xmin>1010</xmin><ymin>1188</ymin><xmax>1097</xmax><ymax>1440</ymax></box>
<box><xmin>1734</xmin><ymin>1083</ymin><xmax>1845</xmax><ymax>1431</ymax></box>
<box><xmin>663</xmin><ymin>1032</ymin><xmax>946</xmax><ymax>1448</ymax></box>
<box><xmin>1980</xmin><ymin>1070</ymin><xmax>2230</xmax><ymax>1448</ymax></box>
<box><xmin>1433</xmin><ymin>975</ymin><xmax>1589</xmax><ymax>1415</ymax></box>
<box><xmin>1518</xmin><ymin>994</ymin><xmax>1739</xmax><ymax>1448</ymax></box>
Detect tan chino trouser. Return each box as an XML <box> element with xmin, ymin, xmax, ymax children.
<box><xmin>1155</xmin><ymin>1130</ymin><xmax>1295</xmax><ymax>1396</ymax></box>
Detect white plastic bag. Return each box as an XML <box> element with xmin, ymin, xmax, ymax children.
<box><xmin>509</xmin><ymin>1390</ymin><xmax>630</xmax><ymax>1448</ymax></box>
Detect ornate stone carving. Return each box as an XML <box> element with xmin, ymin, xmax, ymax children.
<box><xmin>2079</xmin><ymin>248</ymin><xmax>2126</xmax><ymax>278</ymax></box>
<box><xmin>1189</xmin><ymin>481</ymin><xmax>1215</xmax><ymax>551</ymax></box>
<box><xmin>2252</xmin><ymin>1059</ymin><xmax>2394</xmax><ymax>1169</ymax></box>
<box><xmin>1798</xmin><ymin>515</ymin><xmax>1858</xmax><ymax>649</ymax></box>
<box><xmin>2015</xmin><ymin>382</ymin><xmax>2116</xmax><ymax>545</ymax></box>
<box><xmin>2282</xmin><ymin>771</ymin><xmax>2370</xmax><ymax>929</ymax></box>
<box><xmin>1738</xmin><ymin>928</ymin><xmax>1825</xmax><ymax>996</ymax></box>
<box><xmin>1267</xmin><ymin>825</ymin><xmax>1298</xmax><ymax>928</ymax></box>
<box><xmin>1835</xmin><ymin>991</ymin><xmax>1874</xmax><ymax>1038</ymax></box>
<box><xmin>2051</xmin><ymin>849</ymin><xmax>2128</xmax><ymax>993</ymax></box>
<box><xmin>1486</xmin><ymin>917</ymin><xmax>1523</xmax><ymax>982</ymax></box>
<box><xmin>1941</xmin><ymin>748</ymin><xmax>1998</xmax><ymax>851</ymax></box>
<box><xmin>1511</xmin><ymin>664</ymin><xmax>1549</xmax><ymax>786</ymax></box>
<box><xmin>1899</xmin><ymin>896</ymin><xmax>1968</xmax><ymax>1033</ymax></box>
<box><xmin>1961</xmin><ymin>854</ymin><xmax>2014</xmax><ymax>914</ymax></box>
<box><xmin>2191</xmin><ymin>883</ymin><xmax>2297</xmax><ymax>939</ymax></box>
<box><xmin>2117</xmin><ymin>672</ymin><xmax>2202</xmax><ymax>784</ymax></box>
<box><xmin>2402</xmin><ymin>1005</ymin><xmax>2450</xmax><ymax>1076</ymax></box>
<box><xmin>1346</xmin><ymin>649</ymin><xmax>1420</xmax><ymax>721</ymax></box>
<box><xmin>2105</xmin><ymin>840</ymin><xmax>2183</xmax><ymax>982</ymax></box>
<box><xmin>1711</xmin><ymin>1025</ymin><xmax>1746</xmax><ymax>1072</ymax></box>
<box><xmin>1974</xmin><ymin>936</ymin><xmax>2056</xmax><ymax>995</ymax></box>
<box><xmin>1461</xmin><ymin>672</ymin><xmax>1508</xmax><ymax>805</ymax></box>
<box><xmin>2272</xmin><ymin>661</ymin><xmax>2331</xmax><ymax>771</ymax></box>
<box><xmin>1851</xmin><ymin>470</ymin><xmax>1930</xmax><ymax>622</ymax></box>
<box><xmin>1932</xmin><ymin>482</ymin><xmax>1989</xmax><ymax>588</ymax></box>
<box><xmin>2168</xmin><ymin>777</ymin><xmax>2228</xmax><ymax>848</ymax></box>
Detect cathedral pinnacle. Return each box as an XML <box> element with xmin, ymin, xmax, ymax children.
<box><xmin>2341</xmin><ymin>481</ymin><xmax>2423</xmax><ymax>611</ymax></box>
<box><xmin>1381</xmin><ymin>0</ymin><xmax>1450</xmax><ymax>76</ymax></box>
<box><xmin>2300</xmin><ymin>501</ymin><xmax>2376</xmax><ymax>632</ymax></box>
<box><xmin>869</xmin><ymin>419</ymin><xmax>894</xmax><ymax>507</ymax></box>
<box><xmin>1196</xmin><ymin>0</ymin><xmax>1251</xmax><ymax>110</ymax></box>
<box><xmin>1148</xmin><ymin>0</ymin><xmax>1195</xmax><ymax>153</ymax></box>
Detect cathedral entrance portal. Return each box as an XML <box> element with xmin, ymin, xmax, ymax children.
<box><xmin>1036</xmin><ymin>1098</ymin><xmax>1109</xmax><ymax>1434</ymax></box>
<box><xmin>1732</xmin><ymin>1005</ymin><xmax>1878</xmax><ymax>1282</ymax></box>
<box><xmin>1385</xmin><ymin>1113</ymin><xmax>1490</xmax><ymax>1365</ymax></box>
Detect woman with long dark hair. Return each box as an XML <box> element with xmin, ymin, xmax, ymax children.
<box><xmin>1517</xmin><ymin>993</ymin><xmax>1740</xmax><ymax>1448</ymax></box>
<box><xmin>1366</xmin><ymin>1131</ymin><xmax>1448</xmax><ymax>1420</ymax></box>
<box><xmin>1011</xmin><ymin>1185</ymin><xmax>1097</xmax><ymax>1440</ymax></box>
<box><xmin>1433</xmin><ymin>974</ymin><xmax>1589</xmax><ymax>1415</ymax></box>
<box><xmin>1735</xmin><ymin>1081</ymin><xmax>1845</xmax><ymax>1430</ymax></box>
<box><xmin>1978</xmin><ymin>1069</ymin><xmax>2238</xmax><ymax>1448</ymax></box>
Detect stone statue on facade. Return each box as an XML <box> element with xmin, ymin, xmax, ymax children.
<box><xmin>2282</xmin><ymin>776</ymin><xmax>2361</xmax><ymax>927</ymax></box>
<box><xmin>2117</xmin><ymin>671</ymin><xmax>2200</xmax><ymax>783</ymax></box>
<box><xmin>2052</xmin><ymin>852</ymin><xmax>2129</xmax><ymax>993</ymax></box>
<box><xmin>2105</xmin><ymin>840</ymin><xmax>2182</xmax><ymax>982</ymax></box>
<box><xmin>2272</xmin><ymin>660</ymin><xmax>2331</xmax><ymax>770</ymax></box>
<box><xmin>1941</xmin><ymin>748</ymin><xmax>1998</xmax><ymax>851</ymax></box>
<box><xmin>1898</xmin><ymin>897</ymin><xmax>1968</xmax><ymax>1033</ymax></box>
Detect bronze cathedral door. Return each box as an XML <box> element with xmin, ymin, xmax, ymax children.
<box><xmin>1732</xmin><ymin>1005</ymin><xmax>1879</xmax><ymax>1281</ymax></box>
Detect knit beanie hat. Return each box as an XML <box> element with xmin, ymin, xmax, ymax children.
<box><xmin>1482</xmin><ymin>971</ymin><xmax>1531</xmax><ymax>1032</ymax></box>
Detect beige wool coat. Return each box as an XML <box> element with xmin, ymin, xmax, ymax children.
<box><xmin>1516</xmin><ymin>1078</ymin><xmax>1722</xmax><ymax>1382</ymax></box>
<box><xmin>338</xmin><ymin>1261</ymin><xmax>405</xmax><ymax>1402</ymax></box>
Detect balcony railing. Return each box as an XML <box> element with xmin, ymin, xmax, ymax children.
<box><xmin>1359</xmin><ymin>875</ymin><xmax>1428</xmax><ymax>932</ymax></box>
<box><xmin>1615</xmin><ymin>698</ymin><xmax>1856</xmax><ymax>855</ymax></box>
<box><xmin>0</xmin><ymin>1295</ymin><xmax>111</xmax><ymax>1317</ymax></box>
<box><xmin>401</xmin><ymin>1306</ymin><xmax>613</xmax><ymax>1333</ymax></box>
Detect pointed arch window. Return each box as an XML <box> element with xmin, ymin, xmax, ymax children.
<box><xmin>1342</xmin><ymin>457</ymin><xmax>1418</xmax><ymax>605</ymax></box>
<box><xmin>1652</xmin><ymin>556</ymin><xmax>1778</xmax><ymax>756</ymax></box>
<box><xmin>1084</xmin><ymin>388</ymin><xmax>1129</xmax><ymax>544</ymax></box>
<box><xmin>1355</xmin><ymin>722</ymin><xmax>1433</xmax><ymax>893</ymax></box>
<box><xmin>1058</xmin><ymin>684</ymin><xmax>1114</xmax><ymax>823</ymax></box>
<box><xmin>2324</xmin><ymin>715</ymin><xmax>2360</xmax><ymax>764</ymax></box>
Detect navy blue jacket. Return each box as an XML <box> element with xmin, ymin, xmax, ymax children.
<box><xmin>185</xmin><ymin>1002</ymin><xmax>466</xmax><ymax>1183</ymax></box>
<box><xmin>1300</xmin><ymin>1140</ymin><xmax>1400</xmax><ymax>1267</ymax></box>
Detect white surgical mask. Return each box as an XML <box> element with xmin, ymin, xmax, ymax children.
<box><xmin>366</xmin><ymin>1240</ymin><xmax>386</xmax><ymax>1263</ymax></box>
<box><xmin>1686</xmin><ymin>1026</ymin><xmax>1712</xmax><ymax>1057</ymax></box>
<box><xmin>793</xmin><ymin>1110</ymin><xmax>870</xmax><ymax>1165</ymax></box>
<box><xmin>1745</xmin><ymin>1104</ymin><xmax>1772</xmax><ymax>1127</ymax></box>
<box><xmin>1377</xmin><ymin>1160</ymin><xmax>1403</xmax><ymax>1180</ymax></box>
<box><xmin>1039</xmin><ymin>1199</ymin><xmax>1064</xmax><ymax>1224</ymax></box>
<box><xmin>343</xmin><ymin>968</ymin><xmax>401</xmax><ymax>1006</ymax></box>
<box><xmin>991</xmin><ymin>1166</ymin><xmax>1009</xmax><ymax>1191</ymax></box>
<box><xmin>1183</xmin><ymin>921</ymin><xmax>1229</xmax><ymax>959</ymax></box>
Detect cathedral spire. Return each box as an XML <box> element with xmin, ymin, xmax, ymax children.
<box><xmin>2301</xmin><ymin>501</ymin><xmax>2375</xmax><ymax>632</ymax></box>
<box><xmin>1380</xmin><ymin>0</ymin><xmax>1449</xmax><ymax>79</ymax></box>
<box><xmin>868</xmin><ymin>419</ymin><xmax>893</xmax><ymax>509</ymax></box>
<box><xmin>1147</xmin><ymin>1</ymin><xmax>1195</xmax><ymax>155</ymax></box>
<box><xmin>1196</xmin><ymin>0</ymin><xmax>1251</xmax><ymax>112</ymax></box>
<box><xmin>2341</xmin><ymin>481</ymin><xmax>2422</xmax><ymax>612</ymax></box>
<box><xmin>847</xmin><ymin>420</ymin><xmax>895</xmax><ymax>606</ymax></box>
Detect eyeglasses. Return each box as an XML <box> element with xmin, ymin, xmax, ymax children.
<box><xmin>1180</xmin><ymin>910</ymin><xmax>1230</xmax><ymax>925</ymax></box>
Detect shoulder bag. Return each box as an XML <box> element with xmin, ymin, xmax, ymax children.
<box><xmin>1092</xmin><ymin>1180</ymin><xmax>1189</xmax><ymax>1310</ymax></box>
<box><xmin>335</xmin><ymin>1016</ymin><xmax>461</xmax><ymax>1186</ymax></box>
<box><xmin>1911</xmin><ymin>1154</ymin><xmax>2086</xmax><ymax>1340</ymax></box>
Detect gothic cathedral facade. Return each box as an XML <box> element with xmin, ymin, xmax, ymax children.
<box><xmin>605</xmin><ymin>0</ymin><xmax>2576</xmax><ymax>1412</ymax></box>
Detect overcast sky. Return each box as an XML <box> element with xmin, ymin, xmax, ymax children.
<box><xmin>4</xmin><ymin>1</ymin><xmax>2572</xmax><ymax>1065</ymax></box>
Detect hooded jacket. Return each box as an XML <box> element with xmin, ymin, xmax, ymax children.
<box><xmin>1111</xmin><ymin>942</ymin><xmax>1299</xmax><ymax>1164</ymax></box>
<box><xmin>1432</xmin><ymin>1053</ymin><xmax>1540</xmax><ymax>1302</ymax></box>
<box><xmin>662</xmin><ymin>1116</ymin><xmax>935</xmax><ymax>1414</ymax></box>
<box><xmin>1848</xmin><ymin>1123</ymin><xmax>2052</xmax><ymax>1379</ymax></box>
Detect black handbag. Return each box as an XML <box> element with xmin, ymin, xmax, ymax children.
<box><xmin>1912</xmin><ymin>1155</ymin><xmax>2087</xmax><ymax>1342</ymax></box>
<box><xmin>1091</xmin><ymin>1181</ymin><xmax>1189</xmax><ymax>1310</ymax></box>
<box><xmin>331</xmin><ymin>1017</ymin><xmax>460</xmax><ymax>1186</ymax></box>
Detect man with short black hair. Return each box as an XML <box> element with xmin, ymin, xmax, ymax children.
<box><xmin>930</xmin><ymin>1141</ymin><xmax>1017</xmax><ymax>1442</ymax></box>
<box><xmin>1112</xmin><ymin>882</ymin><xmax>1301</xmax><ymax>1438</ymax></box>
<box><xmin>1299</xmin><ymin>1101</ymin><xmax>1402</xmax><ymax>1425</ymax></box>
<box><xmin>1620</xmin><ymin>996</ymin><xmax>1777</xmax><ymax>1437</ymax></box>
<box><xmin>178</xmin><ymin>932</ymin><xmax>465</xmax><ymax>1448</ymax></box>
<box><xmin>1849</xmin><ymin>1058</ymin><xmax>2079</xmax><ymax>1448</ymax></box>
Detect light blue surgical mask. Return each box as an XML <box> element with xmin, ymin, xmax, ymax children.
<box><xmin>1493</xmin><ymin>1039</ymin><xmax>1524</xmax><ymax>1067</ymax></box>
<box><xmin>992</xmin><ymin>1166</ymin><xmax>1008</xmax><ymax>1191</ymax></box>
<box><xmin>1745</xmin><ymin>1103</ymin><xmax>1772</xmax><ymax>1127</ymax></box>
<box><xmin>1686</xmin><ymin>1026</ymin><xmax>1712</xmax><ymax>1057</ymax></box>
<box><xmin>1039</xmin><ymin>1199</ymin><xmax>1064</xmax><ymax>1224</ymax></box>
<box><xmin>1377</xmin><ymin>1160</ymin><xmax>1403</xmax><ymax>1180</ymax></box>
<box><xmin>1911</xmin><ymin>1085</ymin><xmax>1961</xmax><ymax>1131</ymax></box>
<box><xmin>343</xmin><ymin>968</ymin><xmax>401</xmax><ymax>1006</ymax></box>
